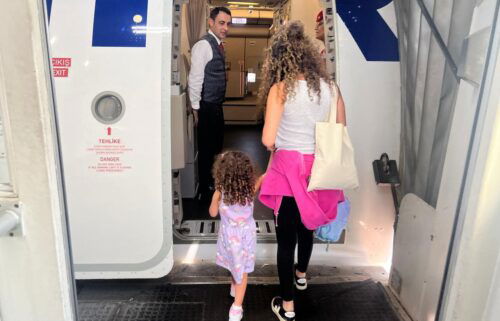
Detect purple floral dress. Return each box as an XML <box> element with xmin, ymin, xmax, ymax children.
<box><xmin>216</xmin><ymin>197</ymin><xmax>256</xmax><ymax>284</ymax></box>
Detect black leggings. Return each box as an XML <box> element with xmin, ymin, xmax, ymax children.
<box><xmin>275</xmin><ymin>197</ymin><xmax>314</xmax><ymax>301</ymax></box>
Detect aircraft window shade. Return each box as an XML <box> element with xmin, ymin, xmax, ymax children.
<box><xmin>92</xmin><ymin>0</ymin><xmax>148</xmax><ymax>47</ymax></box>
<box><xmin>91</xmin><ymin>92</ymin><xmax>125</xmax><ymax>124</ymax></box>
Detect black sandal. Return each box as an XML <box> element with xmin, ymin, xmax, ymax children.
<box><xmin>271</xmin><ymin>296</ymin><xmax>296</xmax><ymax>321</ymax></box>
<box><xmin>294</xmin><ymin>264</ymin><xmax>308</xmax><ymax>290</ymax></box>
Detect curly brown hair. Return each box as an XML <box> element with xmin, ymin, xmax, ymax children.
<box><xmin>259</xmin><ymin>21</ymin><xmax>331</xmax><ymax>103</ymax></box>
<box><xmin>212</xmin><ymin>151</ymin><xmax>256</xmax><ymax>206</ymax></box>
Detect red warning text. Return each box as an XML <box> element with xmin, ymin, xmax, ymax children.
<box><xmin>52</xmin><ymin>58</ymin><xmax>72</xmax><ymax>67</ymax></box>
<box><xmin>53</xmin><ymin>68</ymin><xmax>68</xmax><ymax>77</ymax></box>
<box><xmin>100</xmin><ymin>157</ymin><xmax>120</xmax><ymax>162</ymax></box>
<box><xmin>87</xmin><ymin>136</ymin><xmax>133</xmax><ymax>173</ymax></box>
<box><xmin>99</xmin><ymin>138</ymin><xmax>121</xmax><ymax>144</ymax></box>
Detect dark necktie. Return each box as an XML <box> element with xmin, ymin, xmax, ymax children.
<box><xmin>219</xmin><ymin>43</ymin><xmax>225</xmax><ymax>55</ymax></box>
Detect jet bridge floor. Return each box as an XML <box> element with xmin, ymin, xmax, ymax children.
<box><xmin>76</xmin><ymin>264</ymin><xmax>407</xmax><ymax>321</ymax></box>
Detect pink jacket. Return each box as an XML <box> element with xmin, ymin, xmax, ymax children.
<box><xmin>259</xmin><ymin>150</ymin><xmax>345</xmax><ymax>230</ymax></box>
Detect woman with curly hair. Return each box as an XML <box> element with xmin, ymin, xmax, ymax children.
<box><xmin>259</xmin><ymin>21</ymin><xmax>346</xmax><ymax>321</ymax></box>
<box><xmin>209</xmin><ymin>151</ymin><xmax>264</xmax><ymax>321</ymax></box>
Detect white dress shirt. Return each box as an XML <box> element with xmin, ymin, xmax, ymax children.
<box><xmin>188</xmin><ymin>30</ymin><xmax>222</xmax><ymax>110</ymax></box>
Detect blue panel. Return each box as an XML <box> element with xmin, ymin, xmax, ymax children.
<box><xmin>337</xmin><ymin>0</ymin><xmax>399</xmax><ymax>61</ymax></box>
<box><xmin>92</xmin><ymin>0</ymin><xmax>148</xmax><ymax>47</ymax></box>
<box><xmin>45</xmin><ymin>0</ymin><xmax>52</xmax><ymax>22</ymax></box>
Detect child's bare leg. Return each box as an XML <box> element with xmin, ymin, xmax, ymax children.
<box><xmin>230</xmin><ymin>278</ymin><xmax>236</xmax><ymax>297</ymax></box>
<box><xmin>233</xmin><ymin>273</ymin><xmax>248</xmax><ymax>307</ymax></box>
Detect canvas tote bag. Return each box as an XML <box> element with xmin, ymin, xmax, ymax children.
<box><xmin>307</xmin><ymin>85</ymin><xmax>359</xmax><ymax>191</ymax></box>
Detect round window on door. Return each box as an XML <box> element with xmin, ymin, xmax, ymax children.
<box><xmin>91</xmin><ymin>92</ymin><xmax>125</xmax><ymax>124</ymax></box>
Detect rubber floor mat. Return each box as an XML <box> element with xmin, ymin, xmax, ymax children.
<box><xmin>77</xmin><ymin>280</ymin><xmax>401</xmax><ymax>321</ymax></box>
<box><xmin>78</xmin><ymin>302</ymin><xmax>119</xmax><ymax>321</ymax></box>
<box><xmin>118</xmin><ymin>302</ymin><xmax>204</xmax><ymax>321</ymax></box>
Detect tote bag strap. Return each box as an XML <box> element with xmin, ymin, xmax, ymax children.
<box><xmin>328</xmin><ymin>84</ymin><xmax>340</xmax><ymax>124</ymax></box>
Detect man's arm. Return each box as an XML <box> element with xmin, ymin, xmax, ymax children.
<box><xmin>188</xmin><ymin>40</ymin><xmax>212</xmax><ymax>125</ymax></box>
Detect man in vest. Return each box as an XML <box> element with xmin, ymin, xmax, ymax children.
<box><xmin>188</xmin><ymin>7</ymin><xmax>231</xmax><ymax>201</ymax></box>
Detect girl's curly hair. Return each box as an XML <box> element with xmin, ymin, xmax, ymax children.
<box><xmin>212</xmin><ymin>151</ymin><xmax>256</xmax><ymax>206</ymax></box>
<box><xmin>259</xmin><ymin>21</ymin><xmax>331</xmax><ymax>103</ymax></box>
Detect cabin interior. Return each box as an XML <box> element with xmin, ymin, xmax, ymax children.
<box><xmin>173</xmin><ymin>0</ymin><xmax>336</xmax><ymax>239</ymax></box>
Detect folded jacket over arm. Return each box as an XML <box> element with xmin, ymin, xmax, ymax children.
<box><xmin>259</xmin><ymin>150</ymin><xmax>345</xmax><ymax>230</ymax></box>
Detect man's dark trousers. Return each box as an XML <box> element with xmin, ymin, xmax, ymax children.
<box><xmin>197</xmin><ymin>100</ymin><xmax>224</xmax><ymax>199</ymax></box>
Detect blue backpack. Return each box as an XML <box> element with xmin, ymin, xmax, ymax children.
<box><xmin>314</xmin><ymin>199</ymin><xmax>350</xmax><ymax>243</ymax></box>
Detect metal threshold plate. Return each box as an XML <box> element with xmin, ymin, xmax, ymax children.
<box><xmin>177</xmin><ymin>219</ymin><xmax>276</xmax><ymax>241</ymax></box>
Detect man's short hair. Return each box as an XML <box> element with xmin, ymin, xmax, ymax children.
<box><xmin>210</xmin><ymin>7</ymin><xmax>232</xmax><ymax>20</ymax></box>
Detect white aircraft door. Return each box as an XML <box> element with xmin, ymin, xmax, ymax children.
<box><xmin>0</xmin><ymin>0</ymin><xmax>77</xmax><ymax>320</ymax></box>
<box><xmin>47</xmin><ymin>0</ymin><xmax>174</xmax><ymax>279</ymax></box>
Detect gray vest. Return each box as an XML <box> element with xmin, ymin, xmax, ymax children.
<box><xmin>200</xmin><ymin>33</ymin><xmax>226</xmax><ymax>104</ymax></box>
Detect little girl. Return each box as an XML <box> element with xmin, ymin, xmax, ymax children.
<box><xmin>209</xmin><ymin>151</ymin><xmax>264</xmax><ymax>321</ymax></box>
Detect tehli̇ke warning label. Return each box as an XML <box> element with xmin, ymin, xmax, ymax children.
<box><xmin>87</xmin><ymin>137</ymin><xmax>133</xmax><ymax>173</ymax></box>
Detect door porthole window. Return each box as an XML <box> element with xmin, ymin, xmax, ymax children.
<box><xmin>91</xmin><ymin>92</ymin><xmax>125</xmax><ymax>124</ymax></box>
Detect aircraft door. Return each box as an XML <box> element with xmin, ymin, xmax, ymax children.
<box><xmin>47</xmin><ymin>0</ymin><xmax>174</xmax><ymax>279</ymax></box>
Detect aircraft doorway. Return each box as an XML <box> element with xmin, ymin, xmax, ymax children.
<box><xmin>6</xmin><ymin>0</ymin><xmax>499</xmax><ymax>320</ymax></box>
<box><xmin>174</xmin><ymin>0</ymin><xmax>338</xmax><ymax>243</ymax></box>
<box><xmin>178</xmin><ymin>124</ymin><xmax>274</xmax><ymax>240</ymax></box>
<box><xmin>43</xmin><ymin>0</ymin><xmax>403</xmax><ymax>284</ymax></box>
<box><xmin>176</xmin><ymin>8</ymin><xmax>275</xmax><ymax>240</ymax></box>
<box><xmin>45</xmin><ymin>0</ymin><xmax>400</xmax><ymax>282</ymax></box>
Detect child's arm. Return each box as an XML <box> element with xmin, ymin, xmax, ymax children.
<box><xmin>209</xmin><ymin>190</ymin><xmax>221</xmax><ymax>217</ymax></box>
<box><xmin>255</xmin><ymin>174</ymin><xmax>265</xmax><ymax>192</ymax></box>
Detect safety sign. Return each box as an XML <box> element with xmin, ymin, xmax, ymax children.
<box><xmin>86</xmin><ymin>128</ymin><xmax>133</xmax><ymax>173</ymax></box>
<box><xmin>52</xmin><ymin>57</ymin><xmax>72</xmax><ymax>77</ymax></box>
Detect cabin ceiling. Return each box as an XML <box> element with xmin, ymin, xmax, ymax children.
<box><xmin>209</xmin><ymin>0</ymin><xmax>287</xmax><ymax>9</ymax></box>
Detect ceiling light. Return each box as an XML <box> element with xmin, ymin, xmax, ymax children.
<box><xmin>232</xmin><ymin>17</ymin><xmax>247</xmax><ymax>24</ymax></box>
<box><xmin>228</xmin><ymin>2</ymin><xmax>260</xmax><ymax>5</ymax></box>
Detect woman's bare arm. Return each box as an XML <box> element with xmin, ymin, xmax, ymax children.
<box><xmin>336</xmin><ymin>86</ymin><xmax>347</xmax><ymax>126</ymax></box>
<box><xmin>262</xmin><ymin>83</ymin><xmax>285</xmax><ymax>151</ymax></box>
<box><xmin>265</xmin><ymin>150</ymin><xmax>274</xmax><ymax>172</ymax></box>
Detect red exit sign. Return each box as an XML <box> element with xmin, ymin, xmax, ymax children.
<box><xmin>52</xmin><ymin>57</ymin><xmax>71</xmax><ymax>77</ymax></box>
<box><xmin>53</xmin><ymin>68</ymin><xmax>68</xmax><ymax>77</ymax></box>
<box><xmin>52</xmin><ymin>58</ymin><xmax>72</xmax><ymax>67</ymax></box>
